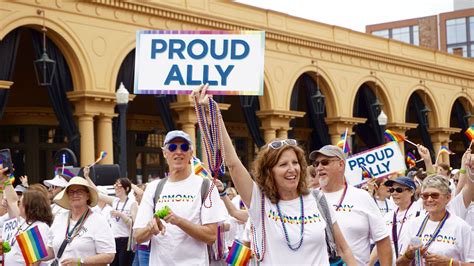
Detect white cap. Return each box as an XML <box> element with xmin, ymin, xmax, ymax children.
<box><xmin>43</xmin><ymin>175</ymin><xmax>69</xmax><ymax>188</ymax></box>
<box><xmin>451</xmin><ymin>169</ymin><xmax>460</xmax><ymax>175</ymax></box>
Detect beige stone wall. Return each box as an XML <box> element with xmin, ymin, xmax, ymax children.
<box><xmin>0</xmin><ymin>0</ymin><xmax>473</xmax><ymax>166</ymax></box>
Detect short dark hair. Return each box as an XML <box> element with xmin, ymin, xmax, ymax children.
<box><xmin>117</xmin><ymin>178</ymin><xmax>132</xmax><ymax>193</ymax></box>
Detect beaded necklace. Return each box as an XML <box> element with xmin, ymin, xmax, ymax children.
<box><xmin>193</xmin><ymin>96</ymin><xmax>226</xmax><ymax>208</ymax></box>
<box><xmin>276</xmin><ymin>195</ymin><xmax>305</xmax><ymax>251</ymax></box>
<box><xmin>250</xmin><ymin>193</ymin><xmax>266</xmax><ymax>262</ymax></box>
<box><xmin>391</xmin><ymin>201</ymin><xmax>413</xmax><ymax>257</ymax></box>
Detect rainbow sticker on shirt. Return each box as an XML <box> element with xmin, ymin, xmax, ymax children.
<box><xmin>333</xmin><ymin>204</ymin><xmax>354</xmax><ymax>212</ymax></box>
<box><xmin>157</xmin><ymin>194</ymin><xmax>196</xmax><ymax>203</ymax></box>
<box><xmin>420</xmin><ymin>234</ymin><xmax>456</xmax><ymax>245</ymax></box>
<box><xmin>267</xmin><ymin>209</ymin><xmax>322</xmax><ymax>224</ymax></box>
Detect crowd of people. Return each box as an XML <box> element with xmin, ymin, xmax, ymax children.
<box><xmin>0</xmin><ymin>84</ymin><xmax>471</xmax><ymax>265</ymax></box>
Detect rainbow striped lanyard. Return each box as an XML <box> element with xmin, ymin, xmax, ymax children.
<box><xmin>415</xmin><ymin>211</ymin><xmax>450</xmax><ymax>250</ymax></box>
<box><xmin>335</xmin><ymin>184</ymin><xmax>348</xmax><ymax>212</ymax></box>
<box><xmin>392</xmin><ymin>202</ymin><xmax>413</xmax><ymax>258</ymax></box>
<box><xmin>65</xmin><ymin>208</ymin><xmax>91</xmax><ymax>243</ymax></box>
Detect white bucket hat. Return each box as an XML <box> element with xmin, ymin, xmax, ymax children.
<box><xmin>43</xmin><ymin>175</ymin><xmax>69</xmax><ymax>188</ymax></box>
<box><xmin>53</xmin><ymin>176</ymin><xmax>98</xmax><ymax>209</ymax></box>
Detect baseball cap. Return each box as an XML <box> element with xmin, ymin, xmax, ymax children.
<box><xmin>309</xmin><ymin>145</ymin><xmax>344</xmax><ymax>161</ymax></box>
<box><xmin>384</xmin><ymin>176</ymin><xmax>416</xmax><ymax>190</ymax></box>
<box><xmin>43</xmin><ymin>175</ymin><xmax>69</xmax><ymax>188</ymax></box>
<box><xmin>163</xmin><ymin>130</ymin><xmax>192</xmax><ymax>146</ymax></box>
<box><xmin>14</xmin><ymin>185</ymin><xmax>27</xmax><ymax>194</ymax></box>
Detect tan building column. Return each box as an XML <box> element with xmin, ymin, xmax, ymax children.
<box><xmin>428</xmin><ymin>128</ymin><xmax>461</xmax><ymax>165</ymax></box>
<box><xmin>96</xmin><ymin>114</ymin><xmax>117</xmax><ymax>164</ymax></box>
<box><xmin>386</xmin><ymin>122</ymin><xmax>418</xmax><ymax>155</ymax></box>
<box><xmin>0</xmin><ymin>80</ymin><xmax>14</xmax><ymax>89</ymax></box>
<box><xmin>325</xmin><ymin>117</ymin><xmax>367</xmax><ymax>145</ymax></box>
<box><xmin>256</xmin><ymin>110</ymin><xmax>305</xmax><ymax>143</ymax></box>
<box><xmin>77</xmin><ymin>113</ymin><xmax>95</xmax><ymax>166</ymax></box>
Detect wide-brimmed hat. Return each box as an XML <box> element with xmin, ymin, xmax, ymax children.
<box><xmin>53</xmin><ymin>176</ymin><xmax>98</xmax><ymax>209</ymax></box>
<box><xmin>43</xmin><ymin>175</ymin><xmax>69</xmax><ymax>188</ymax></box>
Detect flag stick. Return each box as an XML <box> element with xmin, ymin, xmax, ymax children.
<box><xmin>469</xmin><ymin>140</ymin><xmax>473</xmax><ymax>150</ymax></box>
<box><xmin>404</xmin><ymin>138</ymin><xmax>417</xmax><ymax>147</ymax></box>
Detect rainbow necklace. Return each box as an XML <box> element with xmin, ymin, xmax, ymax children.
<box><xmin>276</xmin><ymin>195</ymin><xmax>305</xmax><ymax>251</ymax></box>
<box><xmin>193</xmin><ymin>96</ymin><xmax>226</xmax><ymax>208</ymax></box>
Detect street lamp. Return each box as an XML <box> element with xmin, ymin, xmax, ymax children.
<box><xmin>378</xmin><ymin>109</ymin><xmax>388</xmax><ymax>130</ymax></box>
<box><xmin>311</xmin><ymin>72</ymin><xmax>326</xmax><ymax>115</ymax></box>
<box><xmin>116</xmin><ymin>82</ymin><xmax>129</xmax><ymax>178</ymax></box>
<box><xmin>420</xmin><ymin>105</ymin><xmax>431</xmax><ymax>127</ymax></box>
<box><xmin>33</xmin><ymin>9</ymin><xmax>56</xmax><ymax>86</ymax></box>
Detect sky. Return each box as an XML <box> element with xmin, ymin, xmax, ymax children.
<box><xmin>235</xmin><ymin>0</ymin><xmax>454</xmax><ymax>32</ymax></box>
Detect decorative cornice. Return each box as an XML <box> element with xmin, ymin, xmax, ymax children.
<box><xmin>90</xmin><ymin>0</ymin><xmax>474</xmax><ymax>83</ymax></box>
<box><xmin>325</xmin><ymin>116</ymin><xmax>367</xmax><ymax>125</ymax></box>
<box><xmin>386</xmin><ymin>122</ymin><xmax>418</xmax><ymax>130</ymax></box>
<box><xmin>67</xmin><ymin>91</ymin><xmax>136</xmax><ymax>103</ymax></box>
<box><xmin>256</xmin><ymin>109</ymin><xmax>305</xmax><ymax>119</ymax></box>
<box><xmin>427</xmin><ymin>127</ymin><xmax>462</xmax><ymax>135</ymax></box>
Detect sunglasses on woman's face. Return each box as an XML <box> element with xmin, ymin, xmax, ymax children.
<box><xmin>388</xmin><ymin>187</ymin><xmax>410</xmax><ymax>193</ymax></box>
<box><xmin>420</xmin><ymin>192</ymin><xmax>443</xmax><ymax>200</ymax></box>
<box><xmin>313</xmin><ymin>159</ymin><xmax>340</xmax><ymax>167</ymax></box>
<box><xmin>268</xmin><ymin>139</ymin><xmax>297</xmax><ymax>149</ymax></box>
<box><xmin>166</xmin><ymin>143</ymin><xmax>190</xmax><ymax>152</ymax></box>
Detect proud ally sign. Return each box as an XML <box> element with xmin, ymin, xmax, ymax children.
<box><xmin>134</xmin><ymin>30</ymin><xmax>265</xmax><ymax>95</ymax></box>
<box><xmin>344</xmin><ymin>141</ymin><xmax>406</xmax><ymax>185</ymax></box>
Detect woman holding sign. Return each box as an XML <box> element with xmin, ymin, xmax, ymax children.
<box><xmin>397</xmin><ymin>175</ymin><xmax>474</xmax><ymax>265</ymax></box>
<box><xmin>0</xmin><ymin>166</ymin><xmax>52</xmax><ymax>266</ymax></box>
<box><xmin>43</xmin><ymin>176</ymin><xmax>116</xmax><ymax>265</ymax></box>
<box><xmin>193</xmin><ymin>85</ymin><xmax>357</xmax><ymax>265</ymax></box>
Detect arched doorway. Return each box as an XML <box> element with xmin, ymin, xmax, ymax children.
<box><xmin>0</xmin><ymin>28</ymin><xmax>79</xmax><ymax>184</ymax></box>
<box><xmin>405</xmin><ymin>91</ymin><xmax>435</xmax><ymax>160</ymax></box>
<box><xmin>449</xmin><ymin>97</ymin><xmax>472</xmax><ymax>167</ymax></box>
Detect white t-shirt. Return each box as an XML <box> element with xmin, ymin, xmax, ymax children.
<box><xmin>248</xmin><ymin>183</ymin><xmax>335</xmax><ymax>265</ymax></box>
<box><xmin>4</xmin><ymin>218</ymin><xmax>51</xmax><ymax>266</ymax></box>
<box><xmin>91</xmin><ymin>204</ymin><xmax>113</xmax><ymax>226</ymax></box>
<box><xmin>110</xmin><ymin>197</ymin><xmax>136</xmax><ymax>238</ymax></box>
<box><xmin>51</xmin><ymin>203</ymin><xmax>67</xmax><ymax>218</ymax></box>
<box><xmin>133</xmin><ymin>174</ymin><xmax>227</xmax><ymax>265</ymax></box>
<box><xmin>374</xmin><ymin>198</ymin><xmax>396</xmax><ymax>216</ymax></box>
<box><xmin>384</xmin><ymin>202</ymin><xmax>423</xmax><ymax>262</ymax></box>
<box><xmin>400</xmin><ymin>213</ymin><xmax>474</xmax><ymax>263</ymax></box>
<box><xmin>323</xmin><ymin>185</ymin><xmax>389</xmax><ymax>266</ymax></box>
<box><xmin>48</xmin><ymin>210</ymin><xmax>116</xmax><ymax>264</ymax></box>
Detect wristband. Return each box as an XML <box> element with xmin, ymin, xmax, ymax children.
<box><xmin>219</xmin><ymin>190</ymin><xmax>227</xmax><ymax>197</ymax></box>
<box><xmin>459</xmin><ymin>169</ymin><xmax>466</xmax><ymax>174</ymax></box>
<box><xmin>77</xmin><ymin>257</ymin><xmax>81</xmax><ymax>266</ymax></box>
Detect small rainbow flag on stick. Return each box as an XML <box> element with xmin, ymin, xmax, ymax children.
<box><xmin>465</xmin><ymin>125</ymin><xmax>474</xmax><ymax>148</ymax></box>
<box><xmin>439</xmin><ymin>146</ymin><xmax>454</xmax><ymax>155</ymax></box>
<box><xmin>89</xmin><ymin>151</ymin><xmax>107</xmax><ymax>167</ymax></box>
<box><xmin>225</xmin><ymin>240</ymin><xmax>251</xmax><ymax>266</ymax></box>
<box><xmin>192</xmin><ymin>157</ymin><xmax>210</xmax><ymax>178</ymax></box>
<box><xmin>384</xmin><ymin>129</ymin><xmax>417</xmax><ymax>147</ymax></box>
<box><xmin>406</xmin><ymin>152</ymin><xmax>417</xmax><ymax>168</ymax></box>
<box><xmin>341</xmin><ymin>128</ymin><xmax>351</xmax><ymax>155</ymax></box>
<box><xmin>16</xmin><ymin>226</ymin><xmax>48</xmax><ymax>264</ymax></box>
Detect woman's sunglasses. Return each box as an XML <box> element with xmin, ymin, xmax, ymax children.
<box><xmin>420</xmin><ymin>192</ymin><xmax>443</xmax><ymax>200</ymax></box>
<box><xmin>388</xmin><ymin>187</ymin><xmax>410</xmax><ymax>193</ymax></box>
<box><xmin>166</xmin><ymin>143</ymin><xmax>190</xmax><ymax>152</ymax></box>
<box><xmin>268</xmin><ymin>139</ymin><xmax>297</xmax><ymax>149</ymax></box>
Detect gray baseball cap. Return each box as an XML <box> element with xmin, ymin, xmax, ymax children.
<box><xmin>309</xmin><ymin>145</ymin><xmax>345</xmax><ymax>160</ymax></box>
<box><xmin>163</xmin><ymin>130</ymin><xmax>192</xmax><ymax>146</ymax></box>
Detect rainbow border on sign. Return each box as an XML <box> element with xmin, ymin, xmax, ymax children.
<box><xmin>134</xmin><ymin>30</ymin><xmax>265</xmax><ymax>96</ymax></box>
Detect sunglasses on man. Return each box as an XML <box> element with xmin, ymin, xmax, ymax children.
<box><xmin>313</xmin><ymin>159</ymin><xmax>341</xmax><ymax>167</ymax></box>
<box><xmin>165</xmin><ymin>143</ymin><xmax>190</xmax><ymax>152</ymax></box>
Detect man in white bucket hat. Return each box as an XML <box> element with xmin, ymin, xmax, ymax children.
<box><xmin>44</xmin><ymin>174</ymin><xmax>69</xmax><ymax>217</ymax></box>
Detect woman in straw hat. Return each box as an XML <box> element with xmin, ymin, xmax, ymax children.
<box><xmin>0</xmin><ymin>165</ymin><xmax>52</xmax><ymax>266</ymax></box>
<box><xmin>42</xmin><ymin>176</ymin><xmax>116</xmax><ymax>265</ymax></box>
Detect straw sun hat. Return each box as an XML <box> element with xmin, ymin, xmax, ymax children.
<box><xmin>53</xmin><ymin>176</ymin><xmax>98</xmax><ymax>210</ymax></box>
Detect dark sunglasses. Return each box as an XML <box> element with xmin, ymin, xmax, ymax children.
<box><xmin>313</xmin><ymin>159</ymin><xmax>340</xmax><ymax>167</ymax></box>
<box><xmin>166</xmin><ymin>143</ymin><xmax>190</xmax><ymax>152</ymax></box>
<box><xmin>268</xmin><ymin>139</ymin><xmax>297</xmax><ymax>149</ymax></box>
<box><xmin>420</xmin><ymin>192</ymin><xmax>442</xmax><ymax>200</ymax></box>
<box><xmin>388</xmin><ymin>187</ymin><xmax>410</xmax><ymax>193</ymax></box>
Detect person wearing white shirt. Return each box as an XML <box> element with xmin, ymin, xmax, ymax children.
<box><xmin>43</xmin><ymin>175</ymin><xmax>69</xmax><ymax>217</ymax></box>
<box><xmin>310</xmin><ymin>145</ymin><xmax>392</xmax><ymax>266</ymax></box>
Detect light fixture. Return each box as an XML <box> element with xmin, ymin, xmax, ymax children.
<box><xmin>420</xmin><ymin>91</ymin><xmax>431</xmax><ymax>126</ymax></box>
<box><xmin>311</xmin><ymin>70</ymin><xmax>325</xmax><ymax>115</ymax></box>
<box><xmin>116</xmin><ymin>82</ymin><xmax>130</xmax><ymax>105</ymax></box>
<box><xmin>33</xmin><ymin>9</ymin><xmax>56</xmax><ymax>86</ymax></box>
<box><xmin>377</xmin><ymin>110</ymin><xmax>388</xmax><ymax>126</ymax></box>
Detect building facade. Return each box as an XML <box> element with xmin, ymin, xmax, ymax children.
<box><xmin>367</xmin><ymin>7</ymin><xmax>474</xmax><ymax>58</ymax></box>
<box><xmin>0</xmin><ymin>0</ymin><xmax>473</xmax><ymax>184</ymax></box>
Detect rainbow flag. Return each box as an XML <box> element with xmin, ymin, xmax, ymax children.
<box><xmin>336</xmin><ymin>139</ymin><xmax>344</xmax><ymax>149</ymax></box>
<box><xmin>16</xmin><ymin>225</ymin><xmax>48</xmax><ymax>264</ymax></box>
<box><xmin>384</xmin><ymin>129</ymin><xmax>406</xmax><ymax>142</ymax></box>
<box><xmin>225</xmin><ymin>240</ymin><xmax>251</xmax><ymax>266</ymax></box>
<box><xmin>406</xmin><ymin>152</ymin><xmax>417</xmax><ymax>168</ymax></box>
<box><xmin>340</xmin><ymin>129</ymin><xmax>351</xmax><ymax>154</ymax></box>
<box><xmin>192</xmin><ymin>157</ymin><xmax>210</xmax><ymax>178</ymax></box>
<box><xmin>465</xmin><ymin>125</ymin><xmax>474</xmax><ymax>141</ymax></box>
<box><xmin>360</xmin><ymin>165</ymin><xmax>373</xmax><ymax>180</ymax></box>
<box><xmin>439</xmin><ymin>145</ymin><xmax>454</xmax><ymax>155</ymax></box>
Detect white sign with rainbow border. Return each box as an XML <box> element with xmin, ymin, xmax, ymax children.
<box><xmin>134</xmin><ymin>30</ymin><xmax>265</xmax><ymax>95</ymax></box>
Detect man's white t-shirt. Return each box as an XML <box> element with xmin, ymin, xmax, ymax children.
<box><xmin>248</xmin><ymin>183</ymin><xmax>335</xmax><ymax>265</ymax></box>
<box><xmin>48</xmin><ymin>210</ymin><xmax>116</xmax><ymax>264</ymax></box>
<box><xmin>400</xmin><ymin>213</ymin><xmax>474</xmax><ymax>263</ymax></box>
<box><xmin>324</xmin><ymin>185</ymin><xmax>389</xmax><ymax>266</ymax></box>
<box><xmin>4</xmin><ymin>218</ymin><xmax>50</xmax><ymax>266</ymax></box>
<box><xmin>110</xmin><ymin>197</ymin><xmax>136</xmax><ymax>238</ymax></box>
<box><xmin>133</xmin><ymin>174</ymin><xmax>227</xmax><ymax>265</ymax></box>
<box><xmin>384</xmin><ymin>202</ymin><xmax>423</xmax><ymax>261</ymax></box>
